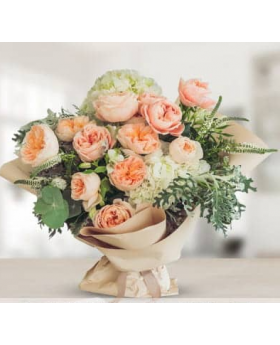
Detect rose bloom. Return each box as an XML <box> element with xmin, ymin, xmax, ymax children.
<box><xmin>55</xmin><ymin>116</ymin><xmax>89</xmax><ymax>142</ymax></box>
<box><xmin>93</xmin><ymin>91</ymin><xmax>138</xmax><ymax>122</ymax></box>
<box><xmin>125</xmin><ymin>113</ymin><xmax>146</xmax><ymax>125</ymax></box>
<box><xmin>169</xmin><ymin>137</ymin><xmax>203</xmax><ymax>164</ymax></box>
<box><xmin>179</xmin><ymin>78</ymin><xmax>215</xmax><ymax>109</ymax></box>
<box><xmin>71</xmin><ymin>172</ymin><xmax>101</xmax><ymax>208</ymax></box>
<box><xmin>139</xmin><ymin>93</ymin><xmax>184</xmax><ymax>136</ymax></box>
<box><xmin>117</xmin><ymin>123</ymin><xmax>161</xmax><ymax>155</ymax></box>
<box><xmin>73</xmin><ymin>123</ymin><xmax>114</xmax><ymax>162</ymax></box>
<box><xmin>138</xmin><ymin>93</ymin><xmax>166</xmax><ymax>111</ymax></box>
<box><xmin>93</xmin><ymin>199</ymin><xmax>135</xmax><ymax>229</ymax></box>
<box><xmin>109</xmin><ymin>155</ymin><xmax>147</xmax><ymax>191</ymax></box>
<box><xmin>20</xmin><ymin>124</ymin><xmax>59</xmax><ymax>167</ymax></box>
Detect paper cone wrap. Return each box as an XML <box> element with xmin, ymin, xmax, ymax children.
<box><xmin>0</xmin><ymin>119</ymin><xmax>272</xmax><ymax>298</ymax></box>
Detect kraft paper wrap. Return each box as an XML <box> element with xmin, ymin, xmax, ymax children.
<box><xmin>0</xmin><ymin>119</ymin><xmax>271</xmax><ymax>298</ymax></box>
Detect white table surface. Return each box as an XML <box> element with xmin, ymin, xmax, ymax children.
<box><xmin>1</xmin><ymin>258</ymin><xmax>280</xmax><ymax>302</ymax></box>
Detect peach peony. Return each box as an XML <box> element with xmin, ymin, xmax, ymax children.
<box><xmin>139</xmin><ymin>93</ymin><xmax>184</xmax><ymax>136</ymax></box>
<box><xmin>93</xmin><ymin>199</ymin><xmax>135</xmax><ymax>229</ymax></box>
<box><xmin>169</xmin><ymin>137</ymin><xmax>203</xmax><ymax>164</ymax></box>
<box><xmin>73</xmin><ymin>123</ymin><xmax>114</xmax><ymax>162</ymax></box>
<box><xmin>178</xmin><ymin>78</ymin><xmax>215</xmax><ymax>109</ymax></box>
<box><xmin>117</xmin><ymin>123</ymin><xmax>161</xmax><ymax>155</ymax></box>
<box><xmin>20</xmin><ymin>124</ymin><xmax>59</xmax><ymax>167</ymax></box>
<box><xmin>109</xmin><ymin>155</ymin><xmax>146</xmax><ymax>191</ymax></box>
<box><xmin>93</xmin><ymin>91</ymin><xmax>138</xmax><ymax>122</ymax></box>
<box><xmin>71</xmin><ymin>172</ymin><xmax>101</xmax><ymax>208</ymax></box>
<box><xmin>55</xmin><ymin>116</ymin><xmax>90</xmax><ymax>142</ymax></box>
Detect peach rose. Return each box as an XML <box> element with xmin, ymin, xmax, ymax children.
<box><xmin>93</xmin><ymin>199</ymin><xmax>135</xmax><ymax>229</ymax></box>
<box><xmin>71</xmin><ymin>172</ymin><xmax>101</xmax><ymax>208</ymax></box>
<box><xmin>139</xmin><ymin>93</ymin><xmax>184</xmax><ymax>136</ymax></box>
<box><xmin>125</xmin><ymin>113</ymin><xmax>146</xmax><ymax>125</ymax></box>
<box><xmin>93</xmin><ymin>91</ymin><xmax>138</xmax><ymax>122</ymax></box>
<box><xmin>179</xmin><ymin>78</ymin><xmax>215</xmax><ymax>109</ymax></box>
<box><xmin>169</xmin><ymin>137</ymin><xmax>203</xmax><ymax>164</ymax></box>
<box><xmin>117</xmin><ymin>123</ymin><xmax>161</xmax><ymax>155</ymax></box>
<box><xmin>73</xmin><ymin>123</ymin><xmax>114</xmax><ymax>162</ymax></box>
<box><xmin>138</xmin><ymin>93</ymin><xmax>166</xmax><ymax>111</ymax></box>
<box><xmin>55</xmin><ymin>116</ymin><xmax>89</xmax><ymax>142</ymax></box>
<box><xmin>109</xmin><ymin>155</ymin><xmax>146</xmax><ymax>191</ymax></box>
<box><xmin>20</xmin><ymin>124</ymin><xmax>59</xmax><ymax>167</ymax></box>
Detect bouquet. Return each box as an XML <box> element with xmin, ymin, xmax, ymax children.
<box><xmin>0</xmin><ymin>70</ymin><xmax>276</xmax><ymax>298</ymax></box>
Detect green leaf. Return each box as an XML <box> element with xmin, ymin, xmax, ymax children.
<box><xmin>100</xmin><ymin>177</ymin><xmax>111</xmax><ymax>200</ymax></box>
<box><xmin>34</xmin><ymin>186</ymin><xmax>69</xmax><ymax>229</ymax></box>
<box><xmin>94</xmin><ymin>166</ymin><xmax>107</xmax><ymax>174</ymax></box>
<box><xmin>34</xmin><ymin>199</ymin><xmax>48</xmax><ymax>215</ymax></box>
<box><xmin>83</xmin><ymin>169</ymin><xmax>95</xmax><ymax>174</ymax></box>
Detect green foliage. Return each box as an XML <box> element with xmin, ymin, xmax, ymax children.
<box><xmin>34</xmin><ymin>186</ymin><xmax>69</xmax><ymax>229</ymax></box>
<box><xmin>31</xmin><ymin>155</ymin><xmax>62</xmax><ymax>178</ymax></box>
<box><xmin>14</xmin><ymin>177</ymin><xmax>49</xmax><ymax>190</ymax></box>
<box><xmin>154</xmin><ymin>159</ymin><xmax>257</xmax><ymax>235</ymax></box>
<box><xmin>67</xmin><ymin>212</ymin><xmax>89</xmax><ymax>236</ymax></box>
<box><xmin>216</xmin><ymin>139</ymin><xmax>278</xmax><ymax>155</ymax></box>
<box><xmin>100</xmin><ymin>177</ymin><xmax>111</xmax><ymax>201</ymax></box>
<box><xmin>61</xmin><ymin>152</ymin><xmax>79</xmax><ymax>177</ymax></box>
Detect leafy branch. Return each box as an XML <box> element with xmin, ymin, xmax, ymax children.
<box><xmin>154</xmin><ymin>160</ymin><xmax>257</xmax><ymax>235</ymax></box>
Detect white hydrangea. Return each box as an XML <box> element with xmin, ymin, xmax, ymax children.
<box><xmin>128</xmin><ymin>150</ymin><xmax>184</xmax><ymax>206</ymax></box>
<box><xmin>128</xmin><ymin>150</ymin><xmax>210</xmax><ymax>207</ymax></box>
<box><xmin>81</xmin><ymin>69</ymin><xmax>162</xmax><ymax>114</ymax></box>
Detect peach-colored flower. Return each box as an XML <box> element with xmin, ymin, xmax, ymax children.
<box><xmin>169</xmin><ymin>137</ymin><xmax>203</xmax><ymax>164</ymax></box>
<box><xmin>117</xmin><ymin>123</ymin><xmax>161</xmax><ymax>155</ymax></box>
<box><xmin>93</xmin><ymin>199</ymin><xmax>135</xmax><ymax>229</ymax></box>
<box><xmin>55</xmin><ymin>116</ymin><xmax>89</xmax><ymax>142</ymax></box>
<box><xmin>179</xmin><ymin>78</ymin><xmax>215</xmax><ymax>109</ymax></box>
<box><xmin>139</xmin><ymin>93</ymin><xmax>184</xmax><ymax>136</ymax></box>
<box><xmin>93</xmin><ymin>91</ymin><xmax>138</xmax><ymax>122</ymax></box>
<box><xmin>71</xmin><ymin>172</ymin><xmax>101</xmax><ymax>208</ymax></box>
<box><xmin>109</xmin><ymin>155</ymin><xmax>146</xmax><ymax>191</ymax></box>
<box><xmin>20</xmin><ymin>124</ymin><xmax>59</xmax><ymax>167</ymax></box>
<box><xmin>138</xmin><ymin>93</ymin><xmax>166</xmax><ymax>111</ymax></box>
<box><xmin>73</xmin><ymin>123</ymin><xmax>114</xmax><ymax>162</ymax></box>
<box><xmin>125</xmin><ymin>113</ymin><xmax>146</xmax><ymax>125</ymax></box>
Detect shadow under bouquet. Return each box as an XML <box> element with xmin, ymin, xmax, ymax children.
<box><xmin>0</xmin><ymin>70</ymin><xmax>276</xmax><ymax>298</ymax></box>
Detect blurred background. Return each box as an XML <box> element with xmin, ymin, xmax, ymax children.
<box><xmin>0</xmin><ymin>42</ymin><xmax>279</xmax><ymax>259</ymax></box>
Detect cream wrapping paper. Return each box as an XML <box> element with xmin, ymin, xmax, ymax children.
<box><xmin>0</xmin><ymin>119</ymin><xmax>272</xmax><ymax>298</ymax></box>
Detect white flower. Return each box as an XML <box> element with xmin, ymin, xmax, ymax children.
<box><xmin>107</xmin><ymin>149</ymin><xmax>124</xmax><ymax>163</ymax></box>
<box><xmin>51</xmin><ymin>177</ymin><xmax>67</xmax><ymax>190</ymax></box>
<box><xmin>81</xmin><ymin>70</ymin><xmax>162</xmax><ymax>114</ymax></box>
<box><xmin>197</xmin><ymin>160</ymin><xmax>211</xmax><ymax>174</ymax></box>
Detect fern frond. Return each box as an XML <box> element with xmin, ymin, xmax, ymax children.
<box><xmin>31</xmin><ymin>155</ymin><xmax>62</xmax><ymax>178</ymax></box>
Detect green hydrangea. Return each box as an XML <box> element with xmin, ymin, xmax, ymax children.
<box><xmin>81</xmin><ymin>69</ymin><xmax>162</xmax><ymax>115</ymax></box>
